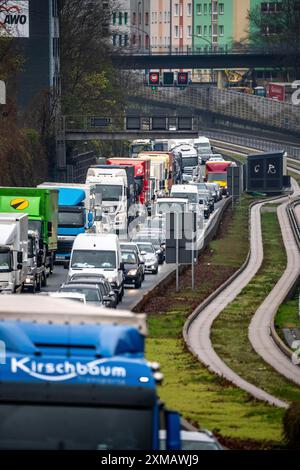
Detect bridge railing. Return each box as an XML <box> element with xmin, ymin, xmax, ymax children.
<box><xmin>132</xmin><ymin>85</ymin><xmax>300</xmax><ymax>133</ymax></box>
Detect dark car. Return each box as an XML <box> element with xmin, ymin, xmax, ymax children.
<box><xmin>120</xmin><ymin>242</ymin><xmax>145</xmax><ymax>280</ymax></box>
<box><xmin>59</xmin><ymin>283</ymin><xmax>112</xmax><ymax>308</ymax></box>
<box><xmin>121</xmin><ymin>249</ymin><xmax>144</xmax><ymax>289</ymax></box>
<box><xmin>67</xmin><ymin>274</ymin><xmax>118</xmax><ymax>308</ymax></box>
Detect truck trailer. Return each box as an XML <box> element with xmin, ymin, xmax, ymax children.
<box><xmin>38</xmin><ymin>183</ymin><xmax>95</xmax><ymax>261</ymax></box>
<box><xmin>0</xmin><ymin>187</ymin><xmax>58</xmax><ymax>275</ymax></box>
<box><xmin>0</xmin><ymin>295</ymin><xmax>181</xmax><ymax>450</ymax></box>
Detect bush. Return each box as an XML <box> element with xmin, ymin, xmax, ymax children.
<box><xmin>283</xmin><ymin>401</ymin><xmax>300</xmax><ymax>449</ymax></box>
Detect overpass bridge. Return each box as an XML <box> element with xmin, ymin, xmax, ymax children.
<box><xmin>112</xmin><ymin>50</ymin><xmax>300</xmax><ymax>70</ymax></box>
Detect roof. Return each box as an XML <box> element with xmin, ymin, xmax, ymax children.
<box><xmin>171</xmin><ymin>185</ymin><xmax>198</xmax><ymax>193</ymax></box>
<box><xmin>72</xmin><ymin>233</ymin><xmax>119</xmax><ymax>251</ymax></box>
<box><xmin>0</xmin><ymin>295</ymin><xmax>147</xmax><ymax>335</ymax></box>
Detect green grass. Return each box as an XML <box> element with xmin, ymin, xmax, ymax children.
<box><xmin>212</xmin><ymin>212</ymin><xmax>300</xmax><ymax>403</ymax></box>
<box><xmin>144</xmin><ymin>197</ymin><xmax>288</xmax><ymax>446</ymax></box>
<box><xmin>275</xmin><ymin>294</ymin><xmax>300</xmax><ymax>345</ymax></box>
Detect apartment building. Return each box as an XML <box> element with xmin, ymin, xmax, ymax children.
<box><xmin>150</xmin><ymin>0</ymin><xmax>171</xmax><ymax>54</ymax></box>
<box><xmin>171</xmin><ymin>1</ymin><xmax>193</xmax><ymax>53</ymax></box>
<box><xmin>111</xmin><ymin>0</ymin><xmax>131</xmax><ymax>49</ymax></box>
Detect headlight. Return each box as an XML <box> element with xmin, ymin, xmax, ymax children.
<box><xmin>128</xmin><ymin>269</ymin><xmax>137</xmax><ymax>276</ymax></box>
<box><xmin>108</xmin><ymin>277</ymin><xmax>118</xmax><ymax>284</ymax></box>
<box><xmin>25</xmin><ymin>278</ymin><xmax>32</xmax><ymax>284</ymax></box>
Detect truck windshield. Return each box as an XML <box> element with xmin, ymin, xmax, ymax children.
<box><xmin>96</xmin><ymin>185</ymin><xmax>123</xmax><ymax>202</ymax></box>
<box><xmin>58</xmin><ymin>210</ymin><xmax>85</xmax><ymax>228</ymax></box>
<box><xmin>137</xmin><ymin>244</ymin><xmax>155</xmax><ymax>254</ymax></box>
<box><xmin>182</xmin><ymin>157</ymin><xmax>198</xmax><ymax>168</ymax></box>
<box><xmin>157</xmin><ymin>202</ymin><xmax>186</xmax><ymax>213</ymax></box>
<box><xmin>131</xmin><ymin>144</ymin><xmax>152</xmax><ymax>154</ymax></box>
<box><xmin>71</xmin><ymin>250</ymin><xmax>116</xmax><ymax>269</ymax></box>
<box><xmin>171</xmin><ymin>193</ymin><xmax>198</xmax><ymax>204</ymax></box>
<box><xmin>0</xmin><ymin>252</ymin><xmax>11</xmax><ymax>272</ymax></box>
<box><xmin>0</xmin><ymin>404</ymin><xmax>153</xmax><ymax>450</ymax></box>
<box><xmin>208</xmin><ymin>173</ymin><xmax>227</xmax><ymax>182</ymax></box>
<box><xmin>28</xmin><ymin>220</ymin><xmax>43</xmax><ymax>236</ymax></box>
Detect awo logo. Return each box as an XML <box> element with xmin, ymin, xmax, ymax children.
<box><xmin>0</xmin><ymin>1</ymin><xmax>29</xmax><ymax>37</ymax></box>
<box><xmin>10</xmin><ymin>357</ymin><xmax>127</xmax><ymax>382</ymax></box>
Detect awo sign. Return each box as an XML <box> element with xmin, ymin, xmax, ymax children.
<box><xmin>0</xmin><ymin>1</ymin><xmax>29</xmax><ymax>37</ymax></box>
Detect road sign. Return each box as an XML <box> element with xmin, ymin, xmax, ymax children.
<box><xmin>163</xmin><ymin>72</ymin><xmax>174</xmax><ymax>86</ymax></box>
<box><xmin>247</xmin><ymin>151</ymin><xmax>284</xmax><ymax>193</ymax></box>
<box><xmin>177</xmin><ymin>72</ymin><xmax>189</xmax><ymax>87</ymax></box>
<box><xmin>148</xmin><ymin>72</ymin><xmax>160</xmax><ymax>87</ymax></box>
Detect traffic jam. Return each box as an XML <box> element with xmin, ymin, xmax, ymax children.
<box><xmin>0</xmin><ymin>136</ymin><xmax>235</xmax><ymax>451</ymax></box>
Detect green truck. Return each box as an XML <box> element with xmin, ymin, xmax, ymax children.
<box><xmin>0</xmin><ymin>187</ymin><xmax>58</xmax><ymax>276</ymax></box>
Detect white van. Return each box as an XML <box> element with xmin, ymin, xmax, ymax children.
<box><xmin>67</xmin><ymin>233</ymin><xmax>124</xmax><ymax>301</ymax></box>
<box><xmin>170</xmin><ymin>185</ymin><xmax>199</xmax><ymax>210</ymax></box>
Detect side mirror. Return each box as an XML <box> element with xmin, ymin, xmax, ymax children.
<box><xmin>63</xmin><ymin>260</ymin><xmax>70</xmax><ymax>270</ymax></box>
<box><xmin>17</xmin><ymin>252</ymin><xmax>23</xmax><ymax>264</ymax></box>
<box><xmin>109</xmin><ymin>291</ymin><xmax>116</xmax><ymax>298</ymax></box>
<box><xmin>141</xmin><ymin>251</ymin><xmax>147</xmax><ymax>256</ymax></box>
<box><xmin>88</xmin><ymin>212</ymin><xmax>93</xmax><ymax>227</ymax></box>
<box><xmin>38</xmin><ymin>249</ymin><xmax>44</xmax><ymax>256</ymax></box>
<box><xmin>17</xmin><ymin>264</ymin><xmax>23</xmax><ymax>270</ymax></box>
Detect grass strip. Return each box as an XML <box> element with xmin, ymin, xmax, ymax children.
<box><xmin>145</xmin><ymin>197</ymin><xmax>287</xmax><ymax>447</ymax></box>
<box><xmin>212</xmin><ymin>212</ymin><xmax>300</xmax><ymax>403</ymax></box>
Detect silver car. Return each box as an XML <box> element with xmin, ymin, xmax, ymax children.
<box><xmin>136</xmin><ymin>242</ymin><xmax>159</xmax><ymax>275</ymax></box>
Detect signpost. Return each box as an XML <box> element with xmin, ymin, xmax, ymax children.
<box><xmin>166</xmin><ymin>211</ymin><xmax>197</xmax><ymax>292</ymax></box>
<box><xmin>0</xmin><ymin>80</ymin><xmax>6</xmax><ymax>105</ymax></box>
<box><xmin>246</xmin><ymin>151</ymin><xmax>284</xmax><ymax>193</ymax></box>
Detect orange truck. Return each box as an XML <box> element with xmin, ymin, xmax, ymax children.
<box><xmin>205</xmin><ymin>161</ymin><xmax>233</xmax><ymax>195</ymax></box>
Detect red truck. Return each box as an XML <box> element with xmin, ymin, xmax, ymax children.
<box><xmin>107</xmin><ymin>158</ymin><xmax>151</xmax><ymax>205</ymax></box>
<box><xmin>205</xmin><ymin>161</ymin><xmax>233</xmax><ymax>195</ymax></box>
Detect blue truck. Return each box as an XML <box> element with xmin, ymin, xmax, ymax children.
<box><xmin>37</xmin><ymin>184</ymin><xmax>95</xmax><ymax>261</ymax></box>
<box><xmin>0</xmin><ymin>296</ymin><xmax>181</xmax><ymax>450</ymax></box>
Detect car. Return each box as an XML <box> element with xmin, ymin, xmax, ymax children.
<box><xmin>120</xmin><ymin>242</ymin><xmax>145</xmax><ymax>280</ymax></box>
<box><xmin>133</xmin><ymin>232</ymin><xmax>165</xmax><ymax>265</ymax></box>
<box><xmin>67</xmin><ymin>274</ymin><xmax>118</xmax><ymax>308</ymax></box>
<box><xmin>205</xmin><ymin>183</ymin><xmax>218</xmax><ymax>203</ymax></box>
<box><xmin>135</xmin><ymin>242</ymin><xmax>159</xmax><ymax>275</ymax></box>
<box><xmin>208</xmin><ymin>154</ymin><xmax>224</xmax><ymax>162</ymax></box>
<box><xmin>59</xmin><ymin>283</ymin><xmax>112</xmax><ymax>308</ymax></box>
<box><xmin>159</xmin><ymin>430</ymin><xmax>223</xmax><ymax>451</ymax></box>
<box><xmin>121</xmin><ymin>249</ymin><xmax>144</xmax><ymax>289</ymax></box>
<box><xmin>49</xmin><ymin>292</ymin><xmax>86</xmax><ymax>304</ymax></box>
<box><xmin>197</xmin><ymin>189</ymin><xmax>214</xmax><ymax>213</ymax></box>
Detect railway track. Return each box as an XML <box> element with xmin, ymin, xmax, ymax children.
<box><xmin>183</xmin><ymin>140</ymin><xmax>300</xmax><ymax>408</ymax></box>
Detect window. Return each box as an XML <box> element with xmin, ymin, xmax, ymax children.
<box><xmin>187</xmin><ymin>25</ymin><xmax>192</xmax><ymax>37</ymax></box>
<box><xmin>180</xmin><ymin>3</ymin><xmax>183</xmax><ymax>16</ymax></box>
<box><xmin>52</xmin><ymin>0</ymin><xmax>58</xmax><ymax>17</ymax></box>
<box><xmin>145</xmin><ymin>12</ymin><xmax>149</xmax><ymax>25</ymax></box>
<box><xmin>209</xmin><ymin>3</ymin><xmax>212</xmax><ymax>14</ymax></box>
<box><xmin>219</xmin><ymin>3</ymin><xmax>224</xmax><ymax>14</ymax></box>
<box><xmin>175</xmin><ymin>3</ymin><xmax>179</xmax><ymax>15</ymax></box>
<box><xmin>188</xmin><ymin>3</ymin><xmax>192</xmax><ymax>16</ymax></box>
<box><xmin>204</xmin><ymin>3</ymin><xmax>207</xmax><ymax>15</ymax></box>
<box><xmin>119</xmin><ymin>12</ymin><xmax>122</xmax><ymax>25</ymax></box>
<box><xmin>124</xmin><ymin>12</ymin><xmax>128</xmax><ymax>25</ymax></box>
<box><xmin>132</xmin><ymin>12</ymin><xmax>136</xmax><ymax>25</ymax></box>
<box><xmin>209</xmin><ymin>25</ymin><xmax>212</xmax><ymax>36</ymax></box>
<box><xmin>119</xmin><ymin>35</ymin><xmax>122</xmax><ymax>46</ymax></box>
<box><xmin>204</xmin><ymin>25</ymin><xmax>207</xmax><ymax>36</ymax></box>
<box><xmin>112</xmin><ymin>12</ymin><xmax>116</xmax><ymax>25</ymax></box>
<box><xmin>179</xmin><ymin>26</ymin><xmax>183</xmax><ymax>38</ymax></box>
<box><xmin>219</xmin><ymin>25</ymin><xmax>224</xmax><ymax>36</ymax></box>
<box><xmin>175</xmin><ymin>25</ymin><xmax>179</xmax><ymax>38</ymax></box>
<box><xmin>197</xmin><ymin>3</ymin><xmax>202</xmax><ymax>15</ymax></box>
<box><xmin>113</xmin><ymin>34</ymin><xmax>117</xmax><ymax>46</ymax></box>
<box><xmin>197</xmin><ymin>25</ymin><xmax>202</xmax><ymax>36</ymax></box>
<box><xmin>124</xmin><ymin>35</ymin><xmax>129</xmax><ymax>46</ymax></box>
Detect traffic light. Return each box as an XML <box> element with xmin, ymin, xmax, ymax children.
<box><xmin>177</xmin><ymin>72</ymin><xmax>189</xmax><ymax>88</ymax></box>
<box><xmin>163</xmin><ymin>71</ymin><xmax>175</xmax><ymax>87</ymax></box>
<box><xmin>148</xmin><ymin>71</ymin><xmax>160</xmax><ymax>90</ymax></box>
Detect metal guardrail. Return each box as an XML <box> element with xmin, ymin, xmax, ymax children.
<box><xmin>132</xmin><ymin>85</ymin><xmax>300</xmax><ymax>135</ymax></box>
<box><xmin>287</xmin><ymin>199</ymin><xmax>300</xmax><ymax>251</ymax></box>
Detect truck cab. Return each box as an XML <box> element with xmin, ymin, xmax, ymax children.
<box><xmin>0</xmin><ymin>296</ymin><xmax>181</xmax><ymax>450</ymax></box>
<box><xmin>0</xmin><ymin>214</ymin><xmax>28</xmax><ymax>294</ymax></box>
<box><xmin>24</xmin><ymin>230</ymin><xmax>46</xmax><ymax>292</ymax></box>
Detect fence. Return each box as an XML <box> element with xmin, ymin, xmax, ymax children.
<box><xmin>132</xmin><ymin>85</ymin><xmax>300</xmax><ymax>134</ymax></box>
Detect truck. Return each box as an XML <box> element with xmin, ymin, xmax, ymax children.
<box><xmin>205</xmin><ymin>161</ymin><xmax>233</xmax><ymax>195</ymax></box>
<box><xmin>67</xmin><ymin>233</ymin><xmax>125</xmax><ymax>302</ymax></box>
<box><xmin>0</xmin><ymin>213</ymin><xmax>28</xmax><ymax>293</ymax></box>
<box><xmin>138</xmin><ymin>152</ymin><xmax>174</xmax><ymax>194</ymax></box>
<box><xmin>107</xmin><ymin>158</ymin><xmax>151</xmax><ymax>207</ymax></box>
<box><xmin>0</xmin><ymin>187</ymin><xmax>58</xmax><ymax>275</ymax></box>
<box><xmin>37</xmin><ymin>183</ymin><xmax>95</xmax><ymax>261</ymax></box>
<box><xmin>25</xmin><ymin>229</ymin><xmax>47</xmax><ymax>292</ymax></box>
<box><xmin>0</xmin><ymin>295</ymin><xmax>181</xmax><ymax>450</ymax></box>
<box><xmin>172</xmin><ymin>145</ymin><xmax>199</xmax><ymax>182</ymax></box>
<box><xmin>129</xmin><ymin>139</ymin><xmax>154</xmax><ymax>158</ymax></box>
<box><xmin>86</xmin><ymin>166</ymin><xmax>134</xmax><ymax>234</ymax></box>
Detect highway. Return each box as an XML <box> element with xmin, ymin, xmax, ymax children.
<box><xmin>42</xmin><ymin>199</ymin><xmax>224</xmax><ymax>311</ymax></box>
